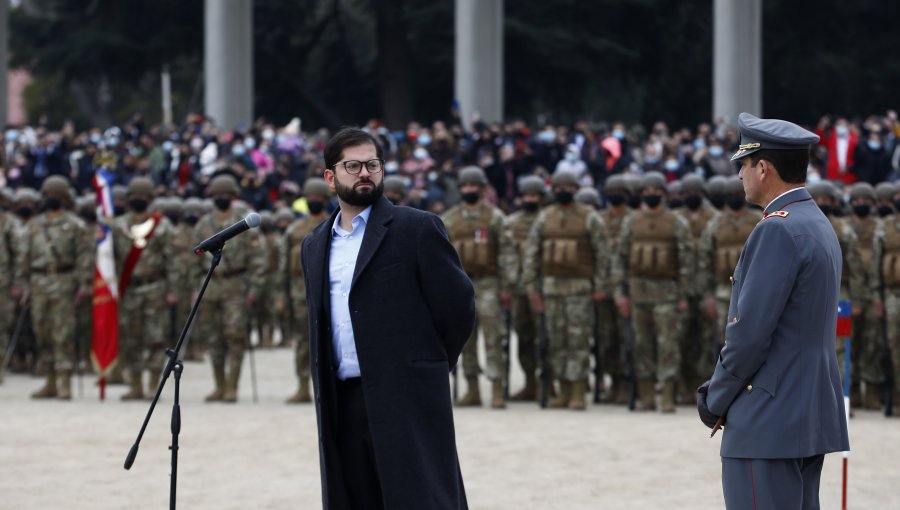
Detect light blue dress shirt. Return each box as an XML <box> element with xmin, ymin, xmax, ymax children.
<box><xmin>329</xmin><ymin>206</ymin><xmax>372</xmax><ymax>380</ymax></box>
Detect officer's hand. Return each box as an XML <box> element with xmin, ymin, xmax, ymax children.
<box><xmin>703</xmin><ymin>296</ymin><xmax>717</xmax><ymax>319</ymax></box>
<box><xmin>166</xmin><ymin>293</ymin><xmax>178</xmax><ymax>305</ymax></box>
<box><xmin>592</xmin><ymin>291</ymin><xmax>607</xmax><ymax>302</ymax></box>
<box><xmin>874</xmin><ymin>298</ymin><xmax>885</xmax><ymax>319</ymax></box>
<box><xmin>500</xmin><ymin>291</ymin><xmax>512</xmax><ymax>311</ymax></box>
<box><xmin>676</xmin><ymin>298</ymin><xmax>688</xmax><ymax>313</ymax></box>
<box><xmin>528</xmin><ymin>292</ymin><xmax>544</xmax><ymax>314</ymax></box>
<box><xmin>615</xmin><ymin>297</ymin><xmax>630</xmax><ymax>318</ymax></box>
<box><xmin>696</xmin><ymin>380</ymin><xmax>720</xmax><ymax>429</ymax></box>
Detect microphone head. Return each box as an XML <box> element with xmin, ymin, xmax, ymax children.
<box><xmin>244</xmin><ymin>212</ymin><xmax>261</xmax><ymax>228</ymax></box>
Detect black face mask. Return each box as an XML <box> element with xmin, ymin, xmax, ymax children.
<box><xmin>878</xmin><ymin>206</ymin><xmax>894</xmax><ymax>218</ymax></box>
<box><xmin>45</xmin><ymin>198</ymin><xmax>62</xmax><ymax>211</ymax></box>
<box><xmin>607</xmin><ymin>194</ymin><xmax>626</xmax><ymax>207</ymax></box>
<box><xmin>214</xmin><ymin>197</ymin><xmax>232</xmax><ymax>211</ymax></box>
<box><xmin>522</xmin><ymin>201</ymin><xmax>539</xmax><ymax>212</ymax></box>
<box><xmin>113</xmin><ymin>205</ymin><xmax>125</xmax><ymax>217</ymax></box>
<box><xmin>832</xmin><ymin>207</ymin><xmax>845</xmax><ymax>217</ymax></box>
<box><xmin>627</xmin><ymin>196</ymin><xmax>642</xmax><ymax>209</ymax></box>
<box><xmin>554</xmin><ymin>191</ymin><xmax>574</xmax><ymax>204</ymax></box>
<box><xmin>461</xmin><ymin>192</ymin><xmax>480</xmax><ymax>204</ymax></box>
<box><xmin>129</xmin><ymin>198</ymin><xmax>149</xmax><ymax>213</ymax></box>
<box><xmin>16</xmin><ymin>207</ymin><xmax>33</xmax><ymax>219</ymax></box>
<box><xmin>726</xmin><ymin>196</ymin><xmax>745</xmax><ymax>211</ymax></box>
<box><xmin>184</xmin><ymin>215</ymin><xmax>200</xmax><ymax>226</ymax></box>
<box><xmin>668</xmin><ymin>198</ymin><xmax>684</xmax><ymax>209</ymax></box>
<box><xmin>684</xmin><ymin>195</ymin><xmax>703</xmax><ymax>210</ymax></box>
<box><xmin>307</xmin><ymin>201</ymin><xmax>325</xmax><ymax>215</ymax></box>
<box><xmin>709</xmin><ymin>196</ymin><xmax>725</xmax><ymax>209</ymax></box>
<box><xmin>80</xmin><ymin>212</ymin><xmax>97</xmax><ymax>223</ymax></box>
<box><xmin>853</xmin><ymin>205</ymin><xmax>871</xmax><ymax>218</ymax></box>
<box><xmin>642</xmin><ymin>194</ymin><xmax>663</xmax><ymax>208</ymax></box>
<box><xmin>165</xmin><ymin>213</ymin><xmax>180</xmax><ymax>224</ymax></box>
<box><xmin>818</xmin><ymin>204</ymin><xmax>832</xmax><ymax>216</ymax></box>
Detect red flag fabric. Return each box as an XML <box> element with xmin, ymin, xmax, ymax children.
<box><xmin>91</xmin><ymin>170</ymin><xmax>119</xmax><ymax>394</ymax></box>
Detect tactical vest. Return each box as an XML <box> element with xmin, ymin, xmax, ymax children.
<box><xmin>628</xmin><ymin>210</ymin><xmax>679</xmax><ymax>280</ymax></box>
<box><xmin>447</xmin><ymin>204</ymin><xmax>499</xmax><ymax>278</ymax></box>
<box><xmin>881</xmin><ymin>220</ymin><xmax>900</xmax><ymax>288</ymax></box>
<box><xmin>508</xmin><ymin>211</ymin><xmax>537</xmax><ymax>276</ymax></box>
<box><xmin>829</xmin><ymin>217</ymin><xmax>850</xmax><ymax>287</ymax></box>
<box><xmin>853</xmin><ymin>219</ymin><xmax>876</xmax><ymax>277</ymax></box>
<box><xmin>540</xmin><ymin>204</ymin><xmax>594</xmax><ymax>279</ymax></box>
<box><xmin>681</xmin><ymin>207</ymin><xmax>716</xmax><ymax>244</ymax></box>
<box><xmin>287</xmin><ymin>218</ymin><xmax>319</xmax><ymax>278</ymax></box>
<box><xmin>713</xmin><ymin>211</ymin><xmax>759</xmax><ymax>285</ymax></box>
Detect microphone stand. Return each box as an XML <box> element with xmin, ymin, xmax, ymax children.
<box><xmin>124</xmin><ymin>247</ymin><xmax>223</xmax><ymax>510</ymax></box>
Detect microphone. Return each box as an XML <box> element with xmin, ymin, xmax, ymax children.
<box><xmin>193</xmin><ymin>212</ymin><xmax>261</xmax><ymax>254</ymax></box>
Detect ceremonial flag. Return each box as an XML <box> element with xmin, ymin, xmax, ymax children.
<box><xmin>91</xmin><ymin>169</ymin><xmax>119</xmax><ymax>400</ymax></box>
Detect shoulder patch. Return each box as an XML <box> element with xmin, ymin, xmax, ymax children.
<box><xmin>763</xmin><ymin>210</ymin><xmax>789</xmax><ymax>220</ymax></box>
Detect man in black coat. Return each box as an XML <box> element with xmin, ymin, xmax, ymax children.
<box><xmin>301</xmin><ymin>127</ymin><xmax>475</xmax><ymax>509</ymax></box>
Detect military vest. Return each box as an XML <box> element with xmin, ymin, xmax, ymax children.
<box><xmin>28</xmin><ymin>212</ymin><xmax>82</xmax><ymax>272</ymax></box>
<box><xmin>286</xmin><ymin>217</ymin><xmax>320</xmax><ymax>278</ymax></box>
<box><xmin>540</xmin><ymin>204</ymin><xmax>594</xmax><ymax>279</ymax></box>
<box><xmin>446</xmin><ymin>203</ymin><xmax>499</xmax><ymax>278</ymax></box>
<box><xmin>713</xmin><ymin>211</ymin><xmax>760</xmax><ymax>285</ymax></box>
<box><xmin>600</xmin><ymin>209</ymin><xmax>629</xmax><ymax>253</ymax></box>
<box><xmin>853</xmin><ymin>218</ymin><xmax>876</xmax><ymax>279</ymax></box>
<box><xmin>508</xmin><ymin>210</ymin><xmax>538</xmax><ymax>277</ymax></box>
<box><xmin>881</xmin><ymin>219</ymin><xmax>900</xmax><ymax>288</ymax></box>
<box><xmin>628</xmin><ymin>210</ymin><xmax>680</xmax><ymax>280</ymax></box>
<box><xmin>829</xmin><ymin>217</ymin><xmax>850</xmax><ymax>287</ymax></box>
<box><xmin>681</xmin><ymin>207</ymin><xmax>716</xmax><ymax>244</ymax></box>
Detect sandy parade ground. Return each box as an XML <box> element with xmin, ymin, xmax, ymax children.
<box><xmin>1</xmin><ymin>334</ymin><xmax>898</xmax><ymax>510</ymax></box>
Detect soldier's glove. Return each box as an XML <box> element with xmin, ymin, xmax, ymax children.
<box><xmin>696</xmin><ymin>380</ymin><xmax>719</xmax><ymax>429</ymax></box>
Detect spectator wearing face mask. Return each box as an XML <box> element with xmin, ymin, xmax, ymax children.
<box><xmin>852</xmin><ymin>129</ymin><xmax>891</xmax><ymax>185</ymax></box>
<box><xmin>554</xmin><ymin>143</ymin><xmax>589</xmax><ymax>183</ymax></box>
<box><xmin>699</xmin><ymin>139</ymin><xmax>733</xmax><ymax>177</ymax></box>
<box><xmin>816</xmin><ymin>116</ymin><xmax>858</xmax><ymax>185</ymax></box>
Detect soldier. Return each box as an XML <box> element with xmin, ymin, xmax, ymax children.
<box><xmin>871</xmin><ymin>201</ymin><xmax>900</xmax><ymax>414</ymax></box>
<box><xmin>193</xmin><ymin>175</ymin><xmax>266</xmax><ymax>403</ymax></box>
<box><xmin>847</xmin><ymin>182</ymin><xmax>883</xmax><ymax>408</ymax></box>
<box><xmin>0</xmin><ymin>191</ymin><xmax>21</xmax><ymax>382</ymax></box>
<box><xmin>175</xmin><ymin>197</ymin><xmax>205</xmax><ymax>361</ymax></box>
<box><xmin>676</xmin><ymin>174</ymin><xmax>719</xmax><ymax>403</ymax></box>
<box><xmin>574</xmin><ymin>187</ymin><xmax>601</xmax><ymax>209</ymax></box>
<box><xmin>596</xmin><ymin>174</ymin><xmax>633</xmax><ymax>403</ymax></box>
<box><xmin>112</xmin><ymin>184</ymin><xmax>128</xmax><ymax>217</ymax></box>
<box><xmin>281</xmin><ymin>178</ymin><xmax>331</xmax><ymax>403</ymax></box>
<box><xmin>875</xmin><ymin>181</ymin><xmax>896</xmax><ymax>218</ymax></box>
<box><xmin>74</xmin><ymin>194</ymin><xmax>97</xmax><ymax>374</ymax></box>
<box><xmin>612</xmin><ymin>171</ymin><xmax>692</xmax><ymax>413</ymax></box>
<box><xmin>272</xmin><ymin>207</ymin><xmax>296</xmax><ymax>349</ymax></box>
<box><xmin>523</xmin><ymin>170</ymin><xmax>609</xmax><ymax>411</ymax></box>
<box><xmin>699</xmin><ymin>175</ymin><xmax>763</xmax><ymax>374</ymax></box>
<box><xmin>623</xmin><ymin>173</ymin><xmax>643</xmax><ymax>210</ymax></box>
<box><xmin>667</xmin><ymin>179</ymin><xmax>685</xmax><ymax>210</ymax></box>
<box><xmin>15</xmin><ymin>176</ymin><xmax>91</xmax><ymax>399</ymax></box>
<box><xmin>706</xmin><ymin>175</ymin><xmax>728</xmax><ymax>211</ymax></box>
<box><xmin>504</xmin><ymin>175</ymin><xmax>545</xmax><ymax>401</ymax></box>
<box><xmin>9</xmin><ymin>189</ymin><xmax>41</xmax><ymax>373</ymax></box>
<box><xmin>253</xmin><ymin>210</ymin><xmax>279</xmax><ymax>349</ymax></box>
<box><xmin>442</xmin><ymin>166</ymin><xmax>517</xmax><ymax>409</ymax></box>
<box><xmin>383</xmin><ymin>175</ymin><xmax>408</xmax><ymax>206</ymax></box>
<box><xmin>113</xmin><ymin>177</ymin><xmax>180</xmax><ymax>400</ymax></box>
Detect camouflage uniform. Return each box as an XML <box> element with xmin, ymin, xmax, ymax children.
<box><xmin>0</xmin><ymin>207</ymin><xmax>21</xmax><ymax>379</ymax></box>
<box><xmin>676</xmin><ymin>174</ymin><xmax>719</xmax><ymax>402</ymax></box>
<box><xmin>16</xmin><ymin>176</ymin><xmax>92</xmax><ymax>399</ymax></box>
<box><xmin>113</xmin><ymin>178</ymin><xmax>180</xmax><ymax>399</ymax></box>
<box><xmin>175</xmin><ymin>198</ymin><xmax>205</xmax><ymax>361</ymax></box>
<box><xmin>253</xmin><ymin>211</ymin><xmax>280</xmax><ymax>348</ymax></box>
<box><xmin>612</xmin><ymin>172</ymin><xmax>692</xmax><ymax>412</ymax></box>
<box><xmin>74</xmin><ymin>195</ymin><xmax>97</xmax><ymax>374</ymax></box>
<box><xmin>872</xmin><ymin>214</ymin><xmax>900</xmax><ymax>407</ymax></box>
<box><xmin>193</xmin><ymin>175</ymin><xmax>267</xmax><ymax>403</ymax></box>
<box><xmin>9</xmin><ymin>189</ymin><xmax>40</xmax><ymax>373</ymax></box>
<box><xmin>522</xmin><ymin>170</ymin><xmax>609</xmax><ymax>410</ymax></box>
<box><xmin>442</xmin><ymin>167</ymin><xmax>517</xmax><ymax>408</ymax></box>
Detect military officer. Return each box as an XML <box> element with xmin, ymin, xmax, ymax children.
<box><xmin>15</xmin><ymin>176</ymin><xmax>91</xmax><ymax>399</ymax></box>
<box><xmin>523</xmin><ymin>170</ymin><xmax>609</xmax><ymax>411</ymax></box>
<box><xmin>280</xmin><ymin>177</ymin><xmax>331</xmax><ymax>403</ymax></box>
<box><xmin>697</xmin><ymin>113</ymin><xmax>849</xmax><ymax>509</ymax></box>
<box><xmin>442</xmin><ymin>166</ymin><xmax>517</xmax><ymax>409</ymax></box>
<box><xmin>871</xmin><ymin>198</ymin><xmax>900</xmax><ymax>414</ymax></box>
<box><xmin>504</xmin><ymin>175</ymin><xmax>546</xmax><ymax>401</ymax></box>
<box><xmin>193</xmin><ymin>175</ymin><xmax>266</xmax><ymax>403</ymax></box>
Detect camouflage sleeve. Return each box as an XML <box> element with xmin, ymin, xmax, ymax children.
<box><xmin>494</xmin><ymin>210</ymin><xmax>518</xmax><ymax>293</ymax></box>
<box><xmin>276</xmin><ymin>228</ymin><xmax>289</xmax><ymax>289</ymax></box>
<box><xmin>161</xmin><ymin>220</ymin><xmax>180</xmax><ymax>296</ymax></box>
<box><xmin>14</xmin><ymin>224</ymin><xmax>32</xmax><ymax>293</ymax></box>
<box><xmin>674</xmin><ymin>215</ymin><xmax>693</xmax><ymax>301</ymax></box>
<box><xmin>190</xmin><ymin>222</ymin><xmax>208</xmax><ymax>285</ymax></box>
<box><xmin>0</xmin><ymin>220</ymin><xmax>10</xmax><ymax>291</ymax></box>
<box><xmin>871</xmin><ymin>225</ymin><xmax>884</xmax><ymax>297</ymax></box>
<box><xmin>697</xmin><ymin>215</ymin><xmax>719</xmax><ymax>297</ymax></box>
<box><xmin>247</xmin><ymin>229</ymin><xmax>268</xmax><ymax>298</ymax></box>
<box><xmin>612</xmin><ymin>215</ymin><xmax>633</xmax><ymax>300</ymax></box>
<box><xmin>843</xmin><ymin>226</ymin><xmax>865</xmax><ymax>303</ymax></box>
<box><xmin>521</xmin><ymin>211</ymin><xmax>546</xmax><ymax>294</ymax></box>
<box><xmin>75</xmin><ymin>218</ymin><xmax>93</xmax><ymax>290</ymax></box>
<box><xmin>587</xmin><ymin>211</ymin><xmax>609</xmax><ymax>292</ymax></box>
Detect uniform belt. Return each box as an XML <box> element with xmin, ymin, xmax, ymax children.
<box><xmin>217</xmin><ymin>268</ymin><xmax>247</xmax><ymax>278</ymax></box>
<box><xmin>32</xmin><ymin>266</ymin><xmax>74</xmax><ymax>275</ymax></box>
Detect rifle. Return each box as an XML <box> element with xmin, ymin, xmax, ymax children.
<box><xmin>2</xmin><ymin>304</ymin><xmax>31</xmax><ymax>376</ymax></box>
<box><xmin>592</xmin><ymin>304</ymin><xmax>602</xmax><ymax>404</ymax></box>
<box><xmin>503</xmin><ymin>310</ymin><xmax>511</xmax><ymax>400</ymax></box>
<box><xmin>537</xmin><ymin>313</ymin><xmax>550</xmax><ymax>408</ymax></box>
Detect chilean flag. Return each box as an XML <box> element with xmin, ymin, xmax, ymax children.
<box><xmin>836</xmin><ymin>300</ymin><xmax>852</xmax><ymax>338</ymax></box>
<box><xmin>91</xmin><ymin>169</ymin><xmax>119</xmax><ymax>399</ymax></box>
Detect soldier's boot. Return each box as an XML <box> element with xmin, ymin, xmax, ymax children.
<box><xmin>510</xmin><ymin>376</ymin><xmax>537</xmax><ymax>401</ymax></box>
<box><xmin>569</xmin><ymin>380</ymin><xmax>587</xmax><ymax>411</ymax></box>
<box><xmin>661</xmin><ymin>381</ymin><xmax>677</xmax><ymax>413</ymax></box>
<box><xmin>286</xmin><ymin>377</ymin><xmax>313</xmax><ymax>404</ymax></box>
<box><xmin>633</xmin><ymin>379</ymin><xmax>656</xmax><ymax>411</ymax></box>
<box><xmin>454</xmin><ymin>376</ymin><xmax>482</xmax><ymax>407</ymax></box>
<box><xmin>613</xmin><ymin>379</ymin><xmax>631</xmax><ymax>405</ymax></box>
<box><xmin>490</xmin><ymin>379</ymin><xmax>506</xmax><ymax>409</ymax></box>
<box><xmin>120</xmin><ymin>371</ymin><xmax>145</xmax><ymax>401</ymax></box>
<box><xmin>145</xmin><ymin>370</ymin><xmax>161</xmax><ymax>399</ymax></box>
<box><xmin>548</xmin><ymin>380</ymin><xmax>572</xmax><ymax>408</ymax></box>
<box><xmin>57</xmin><ymin>370</ymin><xmax>72</xmax><ymax>400</ymax></box>
<box><xmin>205</xmin><ymin>362</ymin><xmax>226</xmax><ymax>402</ymax></box>
<box><xmin>31</xmin><ymin>369</ymin><xmax>58</xmax><ymax>399</ymax></box>
<box><xmin>222</xmin><ymin>359</ymin><xmax>242</xmax><ymax>403</ymax></box>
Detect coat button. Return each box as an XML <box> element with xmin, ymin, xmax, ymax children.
<box><xmin>731</xmin><ymin>317</ymin><xmax>738</xmax><ymax>323</ymax></box>
<box><xmin>746</xmin><ymin>384</ymin><xmax>753</xmax><ymax>392</ymax></box>
<box><xmin>730</xmin><ymin>276</ymin><xmax>734</xmax><ymax>284</ymax></box>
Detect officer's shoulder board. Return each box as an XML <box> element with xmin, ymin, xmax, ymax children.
<box><xmin>763</xmin><ymin>210</ymin><xmax>789</xmax><ymax>220</ymax></box>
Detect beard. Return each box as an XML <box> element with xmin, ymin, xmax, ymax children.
<box><xmin>335</xmin><ymin>177</ymin><xmax>384</xmax><ymax>207</ymax></box>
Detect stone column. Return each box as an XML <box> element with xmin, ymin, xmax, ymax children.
<box><xmin>455</xmin><ymin>0</ymin><xmax>503</xmax><ymax>130</ymax></box>
<box><xmin>204</xmin><ymin>0</ymin><xmax>253</xmax><ymax>130</ymax></box>
<box><xmin>713</xmin><ymin>0</ymin><xmax>762</xmax><ymax>125</ymax></box>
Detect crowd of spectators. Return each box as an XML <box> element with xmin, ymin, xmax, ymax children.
<box><xmin>3</xmin><ymin>110</ymin><xmax>900</xmax><ymax>215</ymax></box>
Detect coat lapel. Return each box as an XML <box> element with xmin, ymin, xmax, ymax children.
<box><xmin>305</xmin><ymin>209</ymin><xmax>339</xmax><ymax>310</ymax></box>
<box><xmin>351</xmin><ymin>196</ymin><xmax>394</xmax><ymax>289</ymax></box>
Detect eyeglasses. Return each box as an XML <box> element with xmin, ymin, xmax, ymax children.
<box><xmin>334</xmin><ymin>159</ymin><xmax>384</xmax><ymax>175</ymax></box>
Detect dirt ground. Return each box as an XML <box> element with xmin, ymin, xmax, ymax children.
<box><xmin>1</xmin><ymin>340</ymin><xmax>897</xmax><ymax>510</ymax></box>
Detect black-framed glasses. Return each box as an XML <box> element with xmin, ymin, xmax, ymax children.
<box><xmin>334</xmin><ymin>159</ymin><xmax>384</xmax><ymax>174</ymax></box>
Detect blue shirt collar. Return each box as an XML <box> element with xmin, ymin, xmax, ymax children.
<box><xmin>331</xmin><ymin>205</ymin><xmax>373</xmax><ymax>236</ymax></box>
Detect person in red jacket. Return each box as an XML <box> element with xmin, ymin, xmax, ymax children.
<box><xmin>816</xmin><ymin>115</ymin><xmax>858</xmax><ymax>185</ymax></box>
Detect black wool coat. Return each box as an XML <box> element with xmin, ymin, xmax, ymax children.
<box><xmin>301</xmin><ymin>195</ymin><xmax>475</xmax><ymax>509</ymax></box>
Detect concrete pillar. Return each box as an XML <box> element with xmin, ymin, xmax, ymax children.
<box><xmin>1</xmin><ymin>0</ymin><xmax>8</xmax><ymax>129</ymax></box>
<box><xmin>204</xmin><ymin>0</ymin><xmax>253</xmax><ymax>130</ymax></box>
<box><xmin>455</xmin><ymin>0</ymin><xmax>503</xmax><ymax>130</ymax></box>
<box><xmin>713</xmin><ymin>0</ymin><xmax>762</xmax><ymax>125</ymax></box>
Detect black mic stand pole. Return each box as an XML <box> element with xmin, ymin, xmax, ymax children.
<box><xmin>124</xmin><ymin>247</ymin><xmax>223</xmax><ymax>510</ymax></box>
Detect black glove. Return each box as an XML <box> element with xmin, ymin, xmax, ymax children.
<box><xmin>696</xmin><ymin>380</ymin><xmax>719</xmax><ymax>429</ymax></box>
